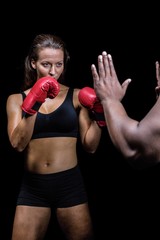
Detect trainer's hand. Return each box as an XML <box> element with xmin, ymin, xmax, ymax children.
<box><xmin>92</xmin><ymin>51</ymin><xmax>131</xmax><ymax>103</ymax></box>
<box><xmin>78</xmin><ymin>86</ymin><xmax>106</xmax><ymax>127</ymax></box>
<box><xmin>21</xmin><ymin>76</ymin><xmax>60</xmax><ymax>115</ymax></box>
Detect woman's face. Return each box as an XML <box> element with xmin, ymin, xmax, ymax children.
<box><xmin>31</xmin><ymin>48</ymin><xmax>64</xmax><ymax>81</ymax></box>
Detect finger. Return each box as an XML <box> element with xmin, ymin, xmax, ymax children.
<box><xmin>107</xmin><ymin>54</ymin><xmax>118</xmax><ymax>79</ymax></box>
<box><xmin>102</xmin><ymin>51</ymin><xmax>110</xmax><ymax>77</ymax></box>
<box><xmin>91</xmin><ymin>64</ymin><xmax>99</xmax><ymax>83</ymax></box>
<box><xmin>97</xmin><ymin>54</ymin><xmax>105</xmax><ymax>79</ymax></box>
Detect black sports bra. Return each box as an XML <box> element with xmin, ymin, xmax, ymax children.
<box><xmin>21</xmin><ymin>88</ymin><xmax>79</xmax><ymax>139</ymax></box>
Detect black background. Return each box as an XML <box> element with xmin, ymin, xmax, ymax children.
<box><xmin>1</xmin><ymin>3</ymin><xmax>160</xmax><ymax>239</ymax></box>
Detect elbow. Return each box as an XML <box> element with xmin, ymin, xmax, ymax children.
<box><xmin>87</xmin><ymin>149</ymin><xmax>97</xmax><ymax>154</ymax></box>
<box><xmin>81</xmin><ymin>135</ymin><xmax>99</xmax><ymax>154</ymax></box>
<box><xmin>10</xmin><ymin>142</ymin><xmax>25</xmax><ymax>152</ymax></box>
<box><xmin>10</xmin><ymin>136</ymin><xmax>26</xmax><ymax>152</ymax></box>
<box><xmin>121</xmin><ymin>149</ymin><xmax>138</xmax><ymax>160</ymax></box>
<box><xmin>116</xmin><ymin>141</ymin><xmax>139</xmax><ymax>160</ymax></box>
<box><xmin>124</xmin><ymin>150</ymin><xmax>159</xmax><ymax>170</ymax></box>
<box><xmin>83</xmin><ymin>142</ymin><xmax>98</xmax><ymax>154</ymax></box>
<box><xmin>84</xmin><ymin>146</ymin><xmax>97</xmax><ymax>154</ymax></box>
<box><xmin>120</xmin><ymin>148</ymin><xmax>150</xmax><ymax>170</ymax></box>
<box><xmin>119</xmin><ymin>146</ymin><xmax>140</xmax><ymax>161</ymax></box>
<box><xmin>115</xmin><ymin>137</ymin><xmax>143</xmax><ymax>161</ymax></box>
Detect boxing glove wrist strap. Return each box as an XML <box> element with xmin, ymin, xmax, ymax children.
<box><xmin>90</xmin><ymin>111</ymin><xmax>106</xmax><ymax>128</ymax></box>
<box><xmin>22</xmin><ymin>101</ymin><xmax>42</xmax><ymax>118</ymax></box>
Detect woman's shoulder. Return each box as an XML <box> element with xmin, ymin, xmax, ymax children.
<box><xmin>72</xmin><ymin>88</ymin><xmax>81</xmax><ymax>108</ymax></box>
<box><xmin>7</xmin><ymin>92</ymin><xmax>25</xmax><ymax>106</ymax></box>
<box><xmin>73</xmin><ymin>88</ymin><xmax>80</xmax><ymax>96</ymax></box>
<box><xmin>7</xmin><ymin>92</ymin><xmax>21</xmax><ymax>100</ymax></box>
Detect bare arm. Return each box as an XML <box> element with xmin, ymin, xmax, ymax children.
<box><xmin>79</xmin><ymin>106</ymin><xmax>102</xmax><ymax>153</ymax></box>
<box><xmin>6</xmin><ymin>94</ymin><xmax>36</xmax><ymax>152</ymax></box>
<box><xmin>74</xmin><ymin>89</ymin><xmax>102</xmax><ymax>153</ymax></box>
<box><xmin>92</xmin><ymin>52</ymin><xmax>160</xmax><ymax>167</ymax></box>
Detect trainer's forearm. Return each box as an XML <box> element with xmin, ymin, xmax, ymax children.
<box><xmin>101</xmin><ymin>99</ymin><xmax>139</xmax><ymax>158</ymax></box>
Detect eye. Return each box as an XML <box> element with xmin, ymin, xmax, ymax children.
<box><xmin>56</xmin><ymin>62</ymin><xmax>63</xmax><ymax>68</ymax></box>
<box><xmin>42</xmin><ymin>62</ymin><xmax>50</xmax><ymax>67</ymax></box>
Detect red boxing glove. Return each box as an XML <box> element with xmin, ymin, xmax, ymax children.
<box><xmin>21</xmin><ymin>76</ymin><xmax>60</xmax><ymax>115</ymax></box>
<box><xmin>78</xmin><ymin>87</ymin><xmax>106</xmax><ymax>127</ymax></box>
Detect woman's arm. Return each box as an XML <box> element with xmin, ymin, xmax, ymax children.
<box><xmin>74</xmin><ymin>89</ymin><xmax>102</xmax><ymax>153</ymax></box>
<box><xmin>6</xmin><ymin>94</ymin><xmax>36</xmax><ymax>152</ymax></box>
<box><xmin>7</xmin><ymin>77</ymin><xmax>60</xmax><ymax>152</ymax></box>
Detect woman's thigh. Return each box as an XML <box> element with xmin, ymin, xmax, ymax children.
<box><xmin>12</xmin><ymin>205</ymin><xmax>51</xmax><ymax>240</ymax></box>
<box><xmin>57</xmin><ymin>203</ymin><xmax>94</xmax><ymax>240</ymax></box>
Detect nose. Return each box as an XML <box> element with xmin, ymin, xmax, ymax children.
<box><xmin>49</xmin><ymin>66</ymin><xmax>56</xmax><ymax>77</ymax></box>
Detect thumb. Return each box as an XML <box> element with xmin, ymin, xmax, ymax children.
<box><xmin>122</xmin><ymin>78</ymin><xmax>132</xmax><ymax>93</ymax></box>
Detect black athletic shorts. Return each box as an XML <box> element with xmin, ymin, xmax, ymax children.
<box><xmin>17</xmin><ymin>165</ymin><xmax>88</xmax><ymax>208</ymax></box>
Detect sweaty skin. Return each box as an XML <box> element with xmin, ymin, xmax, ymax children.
<box><xmin>7</xmin><ymin>34</ymin><xmax>102</xmax><ymax>240</ymax></box>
